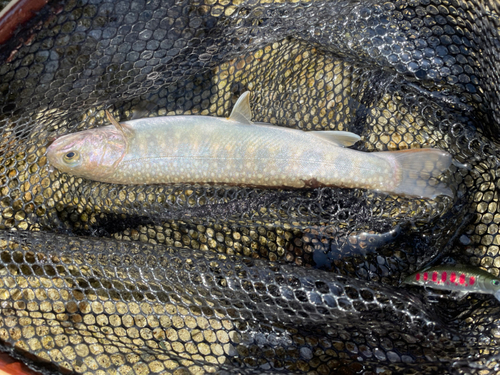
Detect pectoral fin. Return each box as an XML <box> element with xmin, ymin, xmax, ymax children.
<box><xmin>106</xmin><ymin>110</ymin><xmax>134</xmax><ymax>139</ymax></box>
<box><xmin>229</xmin><ymin>91</ymin><xmax>253</xmax><ymax>124</ymax></box>
<box><xmin>311</xmin><ymin>131</ymin><xmax>361</xmax><ymax>147</ymax></box>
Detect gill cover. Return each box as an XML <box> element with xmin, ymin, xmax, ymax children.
<box><xmin>47</xmin><ymin>116</ymin><xmax>129</xmax><ymax>182</ymax></box>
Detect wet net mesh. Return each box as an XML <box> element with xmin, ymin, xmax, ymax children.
<box><xmin>0</xmin><ymin>0</ymin><xmax>499</xmax><ymax>373</ymax></box>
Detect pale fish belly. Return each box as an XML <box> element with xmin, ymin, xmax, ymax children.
<box><xmin>107</xmin><ymin>116</ymin><xmax>394</xmax><ymax>190</ymax></box>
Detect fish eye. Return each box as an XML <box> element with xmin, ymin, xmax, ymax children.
<box><xmin>492</xmin><ymin>280</ymin><xmax>500</xmax><ymax>286</ymax></box>
<box><xmin>63</xmin><ymin>151</ymin><xmax>79</xmax><ymax>163</ymax></box>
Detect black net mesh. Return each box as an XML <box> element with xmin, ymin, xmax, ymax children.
<box><xmin>0</xmin><ymin>0</ymin><xmax>499</xmax><ymax>373</ymax></box>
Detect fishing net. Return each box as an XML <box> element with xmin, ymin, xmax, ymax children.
<box><xmin>0</xmin><ymin>0</ymin><xmax>499</xmax><ymax>373</ymax></box>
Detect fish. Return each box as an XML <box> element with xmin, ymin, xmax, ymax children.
<box><xmin>403</xmin><ymin>265</ymin><xmax>500</xmax><ymax>301</ymax></box>
<box><xmin>46</xmin><ymin>91</ymin><xmax>453</xmax><ymax>198</ymax></box>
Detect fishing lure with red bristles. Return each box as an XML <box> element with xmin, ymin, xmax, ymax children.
<box><xmin>403</xmin><ymin>265</ymin><xmax>500</xmax><ymax>301</ymax></box>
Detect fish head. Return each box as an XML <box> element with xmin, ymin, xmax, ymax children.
<box><xmin>47</xmin><ymin>126</ymin><xmax>127</xmax><ymax>182</ymax></box>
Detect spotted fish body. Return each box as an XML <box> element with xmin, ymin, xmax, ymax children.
<box><xmin>47</xmin><ymin>92</ymin><xmax>453</xmax><ymax>199</ymax></box>
<box><xmin>404</xmin><ymin>265</ymin><xmax>500</xmax><ymax>301</ymax></box>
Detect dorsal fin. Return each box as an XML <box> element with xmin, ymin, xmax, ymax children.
<box><xmin>311</xmin><ymin>131</ymin><xmax>361</xmax><ymax>147</ymax></box>
<box><xmin>228</xmin><ymin>91</ymin><xmax>253</xmax><ymax>124</ymax></box>
<box><xmin>106</xmin><ymin>110</ymin><xmax>134</xmax><ymax>139</ymax></box>
<box><xmin>130</xmin><ymin>101</ymin><xmax>157</xmax><ymax>120</ymax></box>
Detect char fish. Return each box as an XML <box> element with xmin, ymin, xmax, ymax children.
<box><xmin>404</xmin><ymin>265</ymin><xmax>500</xmax><ymax>301</ymax></box>
<box><xmin>47</xmin><ymin>92</ymin><xmax>453</xmax><ymax>198</ymax></box>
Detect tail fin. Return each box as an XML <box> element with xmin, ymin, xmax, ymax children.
<box><xmin>377</xmin><ymin>148</ymin><xmax>453</xmax><ymax>199</ymax></box>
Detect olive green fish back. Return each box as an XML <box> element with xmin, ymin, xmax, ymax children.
<box><xmin>0</xmin><ymin>0</ymin><xmax>499</xmax><ymax>373</ymax></box>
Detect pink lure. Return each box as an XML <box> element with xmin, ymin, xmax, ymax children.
<box><xmin>404</xmin><ymin>265</ymin><xmax>500</xmax><ymax>301</ymax></box>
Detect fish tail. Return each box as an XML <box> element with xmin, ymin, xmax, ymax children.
<box><xmin>378</xmin><ymin>148</ymin><xmax>453</xmax><ymax>199</ymax></box>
